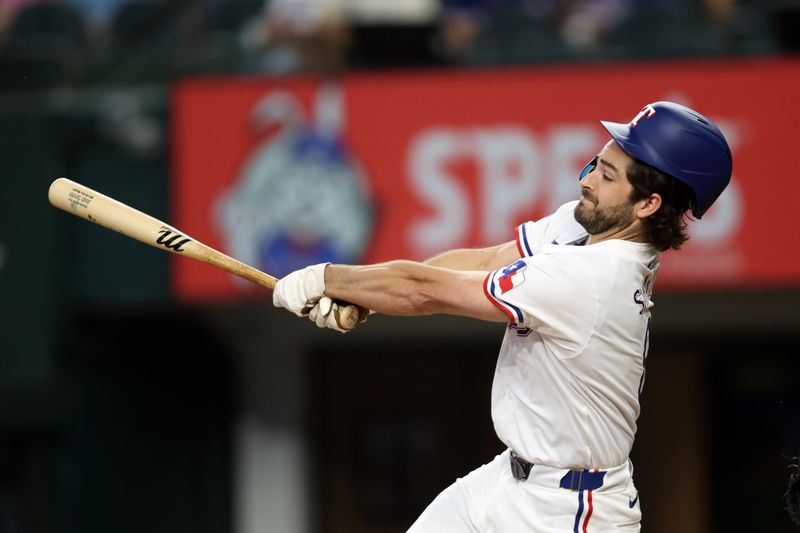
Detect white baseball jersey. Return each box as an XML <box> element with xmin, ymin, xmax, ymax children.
<box><xmin>484</xmin><ymin>201</ymin><xmax>659</xmax><ymax>469</ymax></box>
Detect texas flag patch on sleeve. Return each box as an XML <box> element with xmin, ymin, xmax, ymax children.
<box><xmin>498</xmin><ymin>259</ymin><xmax>527</xmax><ymax>294</ymax></box>
<box><xmin>484</xmin><ymin>259</ymin><xmax>529</xmax><ymax>324</ymax></box>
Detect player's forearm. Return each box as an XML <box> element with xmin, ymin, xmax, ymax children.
<box><xmin>325</xmin><ymin>261</ymin><xmax>455</xmax><ymax>317</ymax></box>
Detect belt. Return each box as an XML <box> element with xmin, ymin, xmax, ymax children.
<box><xmin>509</xmin><ymin>451</ymin><xmax>535</xmax><ymax>481</ymax></box>
<box><xmin>509</xmin><ymin>451</ymin><xmax>607</xmax><ymax>492</ymax></box>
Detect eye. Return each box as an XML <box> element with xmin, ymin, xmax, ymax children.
<box><xmin>579</xmin><ymin>157</ymin><xmax>597</xmax><ymax>181</ymax></box>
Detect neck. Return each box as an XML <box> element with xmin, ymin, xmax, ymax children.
<box><xmin>586</xmin><ymin>220</ymin><xmax>649</xmax><ymax>246</ymax></box>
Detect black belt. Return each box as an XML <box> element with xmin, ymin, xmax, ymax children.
<box><xmin>509</xmin><ymin>451</ymin><xmax>607</xmax><ymax>491</ymax></box>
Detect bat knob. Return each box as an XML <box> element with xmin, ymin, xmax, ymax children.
<box><xmin>335</xmin><ymin>304</ymin><xmax>361</xmax><ymax>331</ymax></box>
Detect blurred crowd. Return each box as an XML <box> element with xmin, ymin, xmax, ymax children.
<box><xmin>0</xmin><ymin>0</ymin><xmax>787</xmax><ymax>88</ymax></box>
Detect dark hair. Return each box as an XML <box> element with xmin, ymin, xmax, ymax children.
<box><xmin>626</xmin><ymin>159</ymin><xmax>695</xmax><ymax>252</ymax></box>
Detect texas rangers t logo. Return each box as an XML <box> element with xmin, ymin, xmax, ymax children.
<box><xmin>630</xmin><ymin>104</ymin><xmax>656</xmax><ymax>128</ymax></box>
<box><xmin>498</xmin><ymin>259</ymin><xmax>527</xmax><ymax>293</ymax></box>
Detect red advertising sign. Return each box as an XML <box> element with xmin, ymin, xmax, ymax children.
<box><xmin>172</xmin><ymin>58</ymin><xmax>800</xmax><ymax>300</ymax></box>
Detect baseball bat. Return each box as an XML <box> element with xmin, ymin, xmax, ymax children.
<box><xmin>48</xmin><ymin>178</ymin><xmax>360</xmax><ymax>330</ymax></box>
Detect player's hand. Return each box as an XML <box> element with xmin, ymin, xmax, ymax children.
<box><xmin>273</xmin><ymin>263</ymin><xmax>329</xmax><ymax>317</ymax></box>
<box><xmin>308</xmin><ymin>296</ymin><xmax>369</xmax><ymax>333</ymax></box>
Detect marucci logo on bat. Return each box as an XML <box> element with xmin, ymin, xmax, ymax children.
<box><xmin>156</xmin><ymin>227</ymin><xmax>191</xmax><ymax>252</ymax></box>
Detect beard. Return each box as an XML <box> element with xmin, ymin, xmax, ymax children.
<box><xmin>574</xmin><ymin>194</ymin><xmax>637</xmax><ymax>235</ymax></box>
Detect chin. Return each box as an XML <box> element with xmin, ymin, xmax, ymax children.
<box><xmin>573</xmin><ymin>204</ymin><xmax>588</xmax><ymax>229</ymax></box>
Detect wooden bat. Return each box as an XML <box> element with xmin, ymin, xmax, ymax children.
<box><xmin>48</xmin><ymin>177</ymin><xmax>360</xmax><ymax>330</ymax></box>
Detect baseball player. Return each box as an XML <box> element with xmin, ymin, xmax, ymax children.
<box><xmin>273</xmin><ymin>101</ymin><xmax>732</xmax><ymax>532</ymax></box>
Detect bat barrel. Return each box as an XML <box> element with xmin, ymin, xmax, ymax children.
<box><xmin>48</xmin><ymin>178</ymin><xmax>278</xmax><ymax>289</ymax></box>
<box><xmin>49</xmin><ymin>178</ymin><xmax>178</xmax><ymax>249</ymax></box>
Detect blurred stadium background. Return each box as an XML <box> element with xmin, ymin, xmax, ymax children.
<box><xmin>1</xmin><ymin>0</ymin><xmax>799</xmax><ymax>532</ymax></box>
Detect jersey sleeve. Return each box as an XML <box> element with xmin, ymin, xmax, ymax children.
<box><xmin>484</xmin><ymin>252</ymin><xmax>596</xmax><ymax>357</ymax></box>
<box><xmin>515</xmin><ymin>201</ymin><xmax>586</xmax><ymax>257</ymax></box>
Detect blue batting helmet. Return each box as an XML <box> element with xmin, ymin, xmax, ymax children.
<box><xmin>600</xmin><ymin>101</ymin><xmax>732</xmax><ymax>219</ymax></box>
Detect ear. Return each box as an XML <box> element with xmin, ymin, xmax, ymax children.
<box><xmin>636</xmin><ymin>193</ymin><xmax>662</xmax><ymax>220</ymax></box>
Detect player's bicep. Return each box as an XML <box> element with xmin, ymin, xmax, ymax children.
<box><xmin>423</xmin><ymin>240</ymin><xmax>520</xmax><ymax>271</ymax></box>
<box><xmin>430</xmin><ymin>270</ymin><xmax>509</xmax><ymax>323</ymax></box>
<box><xmin>484</xmin><ymin>240</ymin><xmax>523</xmax><ymax>270</ymax></box>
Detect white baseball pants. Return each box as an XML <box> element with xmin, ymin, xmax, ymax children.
<box><xmin>407</xmin><ymin>450</ymin><xmax>641</xmax><ymax>532</ymax></box>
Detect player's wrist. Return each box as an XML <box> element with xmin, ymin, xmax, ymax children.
<box><xmin>309</xmin><ymin>262</ymin><xmax>329</xmax><ymax>299</ymax></box>
<box><xmin>272</xmin><ymin>262</ymin><xmax>330</xmax><ymax>317</ymax></box>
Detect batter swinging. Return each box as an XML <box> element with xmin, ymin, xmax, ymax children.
<box><xmin>273</xmin><ymin>101</ymin><xmax>733</xmax><ymax>532</ymax></box>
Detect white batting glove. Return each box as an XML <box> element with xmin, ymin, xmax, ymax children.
<box><xmin>309</xmin><ymin>296</ymin><xmax>346</xmax><ymax>333</ymax></box>
<box><xmin>308</xmin><ymin>296</ymin><xmax>368</xmax><ymax>333</ymax></box>
<box><xmin>272</xmin><ymin>263</ymin><xmax>329</xmax><ymax>317</ymax></box>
